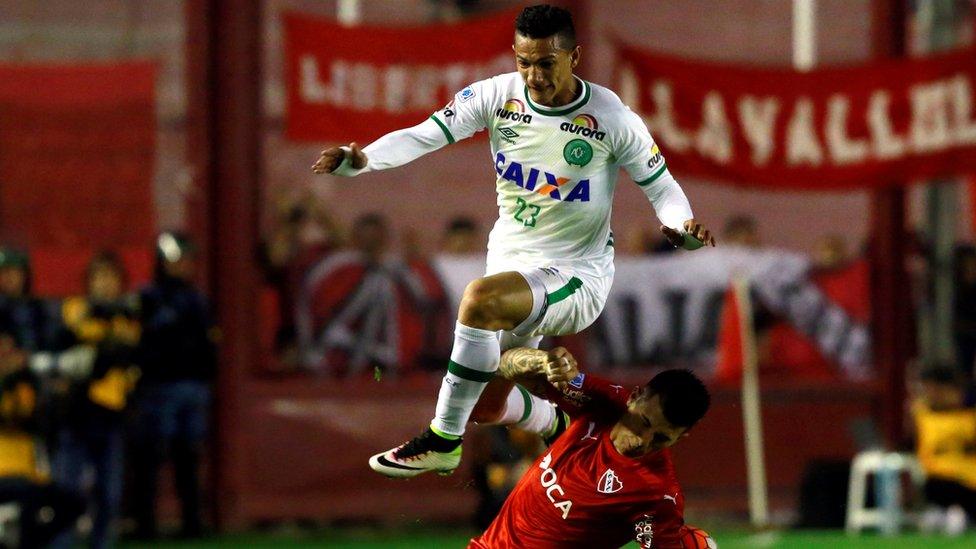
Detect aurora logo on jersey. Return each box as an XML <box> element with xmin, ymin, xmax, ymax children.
<box><xmin>560</xmin><ymin>113</ymin><xmax>606</xmax><ymax>141</ymax></box>
<box><xmin>495</xmin><ymin>98</ymin><xmax>533</xmax><ymax>124</ymax></box>
<box><xmin>495</xmin><ymin>152</ymin><xmax>590</xmax><ymax>202</ymax></box>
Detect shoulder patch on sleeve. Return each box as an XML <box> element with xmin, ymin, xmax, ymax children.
<box><xmin>458</xmin><ymin>86</ymin><xmax>476</xmax><ymax>103</ymax></box>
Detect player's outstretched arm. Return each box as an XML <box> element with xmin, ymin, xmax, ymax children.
<box><xmin>309</xmin><ymin>115</ymin><xmax>452</xmax><ymax>177</ymax></box>
<box><xmin>497</xmin><ymin>347</ymin><xmax>579</xmax><ymax>397</ymax></box>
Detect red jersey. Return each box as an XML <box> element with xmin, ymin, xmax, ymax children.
<box><xmin>469</xmin><ymin>374</ymin><xmax>688</xmax><ymax>548</ymax></box>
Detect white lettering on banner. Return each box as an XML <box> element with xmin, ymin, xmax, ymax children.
<box><xmin>950</xmin><ymin>74</ymin><xmax>976</xmax><ymax>144</ymax></box>
<box><xmin>696</xmin><ymin>92</ymin><xmax>733</xmax><ymax>163</ymax></box>
<box><xmin>383</xmin><ymin>65</ymin><xmax>409</xmax><ymax>112</ymax></box>
<box><xmin>618</xmin><ymin>66</ymin><xmax>640</xmax><ymax>110</ymax></box>
<box><xmin>868</xmin><ymin>90</ymin><xmax>906</xmax><ymax>159</ymax></box>
<box><xmin>910</xmin><ymin>79</ymin><xmax>952</xmax><ymax>152</ymax></box>
<box><xmin>634</xmin><ymin>71</ymin><xmax>976</xmax><ymax>169</ymax></box>
<box><xmin>298</xmin><ymin>54</ymin><xmax>509</xmax><ymax>112</ymax></box>
<box><xmin>738</xmin><ymin>96</ymin><xmax>780</xmax><ymax>165</ymax></box>
<box><xmin>826</xmin><ymin>94</ymin><xmax>870</xmax><ymax>165</ymax></box>
<box><xmin>786</xmin><ymin>98</ymin><xmax>824</xmax><ymax>166</ymax></box>
<box><xmin>350</xmin><ymin>63</ymin><xmax>378</xmax><ymax>110</ymax></box>
<box><xmin>648</xmin><ymin>81</ymin><xmax>692</xmax><ymax>152</ymax></box>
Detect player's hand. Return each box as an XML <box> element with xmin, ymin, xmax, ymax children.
<box><xmin>544</xmin><ymin>347</ymin><xmax>579</xmax><ymax>391</ymax></box>
<box><xmin>311</xmin><ymin>142</ymin><xmax>367</xmax><ymax>174</ymax></box>
<box><xmin>660</xmin><ymin>219</ymin><xmax>716</xmax><ymax>250</ymax></box>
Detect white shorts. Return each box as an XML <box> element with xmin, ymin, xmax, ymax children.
<box><xmin>491</xmin><ymin>264</ymin><xmax>613</xmax><ymax>339</ymax></box>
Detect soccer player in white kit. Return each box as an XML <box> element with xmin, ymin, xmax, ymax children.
<box><xmin>312</xmin><ymin>4</ymin><xmax>715</xmax><ymax>478</ymax></box>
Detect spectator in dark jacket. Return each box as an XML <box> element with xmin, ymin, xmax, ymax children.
<box><xmin>130</xmin><ymin>233</ymin><xmax>217</xmax><ymax>540</ymax></box>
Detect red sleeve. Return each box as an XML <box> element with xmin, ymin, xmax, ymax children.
<box><xmin>631</xmin><ymin>504</ymin><xmax>684</xmax><ymax>548</ymax></box>
<box><xmin>543</xmin><ymin>372</ymin><xmax>633</xmax><ymax>419</ymax></box>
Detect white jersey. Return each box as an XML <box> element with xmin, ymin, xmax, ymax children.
<box><xmin>333</xmin><ymin>72</ymin><xmax>693</xmax><ymax>278</ymax></box>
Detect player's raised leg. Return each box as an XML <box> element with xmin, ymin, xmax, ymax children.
<box><xmin>369</xmin><ymin>272</ymin><xmax>540</xmax><ymax>478</ymax></box>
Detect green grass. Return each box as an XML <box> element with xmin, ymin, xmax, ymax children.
<box><xmin>119</xmin><ymin>529</ymin><xmax>976</xmax><ymax>548</ymax></box>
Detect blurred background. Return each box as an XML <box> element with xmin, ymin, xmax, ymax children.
<box><xmin>0</xmin><ymin>0</ymin><xmax>974</xmax><ymax>547</ymax></box>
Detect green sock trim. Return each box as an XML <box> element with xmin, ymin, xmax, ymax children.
<box><xmin>447</xmin><ymin>360</ymin><xmax>494</xmax><ymax>383</ymax></box>
<box><xmin>430</xmin><ymin>424</ymin><xmax>461</xmax><ymax>441</ymax></box>
<box><xmin>516</xmin><ymin>385</ymin><xmax>532</xmax><ymax>424</ymax></box>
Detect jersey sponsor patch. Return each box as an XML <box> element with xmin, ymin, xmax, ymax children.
<box><xmin>647</xmin><ymin>144</ymin><xmax>665</xmax><ymax>171</ymax></box>
<box><xmin>496</xmin><ymin>99</ymin><xmax>533</xmax><ymax>124</ymax></box>
<box><xmin>634</xmin><ymin>515</ymin><xmax>654</xmax><ymax>548</ymax></box>
<box><xmin>458</xmin><ymin>86</ymin><xmax>476</xmax><ymax>103</ymax></box>
<box><xmin>560</xmin><ymin>113</ymin><xmax>606</xmax><ymax>141</ymax></box>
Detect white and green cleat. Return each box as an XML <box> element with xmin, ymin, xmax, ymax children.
<box><xmin>369</xmin><ymin>427</ymin><xmax>462</xmax><ymax>478</ymax></box>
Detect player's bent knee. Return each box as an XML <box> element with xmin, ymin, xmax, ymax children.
<box><xmin>458</xmin><ymin>278</ymin><xmax>514</xmax><ymax>331</ymax></box>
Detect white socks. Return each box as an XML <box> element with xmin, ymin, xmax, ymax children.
<box><xmin>431</xmin><ymin>321</ymin><xmax>500</xmax><ymax>437</ymax></box>
<box><xmin>495</xmin><ymin>385</ymin><xmax>557</xmax><ymax>434</ymax></box>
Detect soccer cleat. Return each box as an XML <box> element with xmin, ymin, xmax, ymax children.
<box><xmin>543</xmin><ymin>407</ymin><xmax>571</xmax><ymax>446</ymax></box>
<box><xmin>369</xmin><ymin>428</ymin><xmax>462</xmax><ymax>478</ymax></box>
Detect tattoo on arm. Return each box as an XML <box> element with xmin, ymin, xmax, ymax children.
<box><xmin>497</xmin><ymin>348</ymin><xmax>549</xmax><ymax>382</ymax></box>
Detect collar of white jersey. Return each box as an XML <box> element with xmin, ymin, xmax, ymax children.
<box><xmin>522</xmin><ymin>76</ymin><xmax>591</xmax><ymax>117</ymax></box>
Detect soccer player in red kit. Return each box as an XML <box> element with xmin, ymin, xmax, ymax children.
<box><xmin>468</xmin><ymin>347</ymin><xmax>715</xmax><ymax>548</ymax></box>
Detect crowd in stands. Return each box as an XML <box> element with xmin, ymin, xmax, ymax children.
<box><xmin>0</xmin><ymin>234</ymin><xmax>215</xmax><ymax>547</ymax></box>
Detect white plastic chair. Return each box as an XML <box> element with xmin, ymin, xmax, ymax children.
<box><xmin>845</xmin><ymin>450</ymin><xmax>926</xmax><ymax>535</ymax></box>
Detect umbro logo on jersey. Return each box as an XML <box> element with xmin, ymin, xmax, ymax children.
<box><xmin>495</xmin><ymin>152</ymin><xmax>590</xmax><ymax>202</ymax></box>
<box><xmin>597</xmin><ymin>468</ymin><xmax>624</xmax><ymax>494</ymax></box>
<box><xmin>560</xmin><ymin>114</ymin><xmax>606</xmax><ymax>141</ymax></box>
<box><xmin>495</xmin><ymin>99</ymin><xmax>533</xmax><ymax>124</ymax></box>
<box><xmin>498</xmin><ymin>127</ymin><xmax>519</xmax><ymax>144</ymax></box>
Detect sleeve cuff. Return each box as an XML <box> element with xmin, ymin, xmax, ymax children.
<box><xmin>331</xmin><ymin>146</ymin><xmax>367</xmax><ymax>177</ymax></box>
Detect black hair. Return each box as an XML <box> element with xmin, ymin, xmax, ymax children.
<box><xmin>515</xmin><ymin>4</ymin><xmax>576</xmax><ymax>50</ymax></box>
<box><xmin>646</xmin><ymin>369</ymin><xmax>711</xmax><ymax>428</ymax></box>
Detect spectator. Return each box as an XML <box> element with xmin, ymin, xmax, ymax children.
<box><xmin>722</xmin><ymin>214</ymin><xmax>760</xmax><ymax>247</ymax></box>
<box><xmin>0</xmin><ymin>347</ymin><xmax>85</xmax><ymax>548</ymax></box>
<box><xmin>261</xmin><ymin>190</ymin><xmax>342</xmax><ymax>355</ymax></box>
<box><xmin>52</xmin><ymin>252</ymin><xmax>140</xmax><ymax>549</ymax></box>
<box><xmin>350</xmin><ymin>213</ymin><xmax>390</xmax><ymax>265</ymax></box>
<box><xmin>440</xmin><ymin>217</ymin><xmax>482</xmax><ymax>255</ymax></box>
<box><xmin>913</xmin><ymin>364</ymin><xmax>976</xmax><ymax>535</ymax></box>
<box><xmin>0</xmin><ymin>248</ymin><xmax>69</xmax><ymax>357</ymax></box>
<box><xmin>130</xmin><ymin>233</ymin><xmax>217</xmax><ymax>539</ymax></box>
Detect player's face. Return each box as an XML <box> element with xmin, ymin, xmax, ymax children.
<box><xmin>513</xmin><ymin>33</ymin><xmax>581</xmax><ymax>107</ymax></box>
<box><xmin>613</xmin><ymin>392</ymin><xmax>689</xmax><ymax>457</ymax></box>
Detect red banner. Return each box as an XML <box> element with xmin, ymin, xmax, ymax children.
<box><xmin>284</xmin><ymin>10</ymin><xmax>517</xmax><ymax>143</ymax></box>
<box><xmin>616</xmin><ymin>46</ymin><xmax>976</xmax><ymax>189</ymax></box>
<box><xmin>0</xmin><ymin>62</ymin><xmax>157</xmax><ymax>248</ymax></box>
